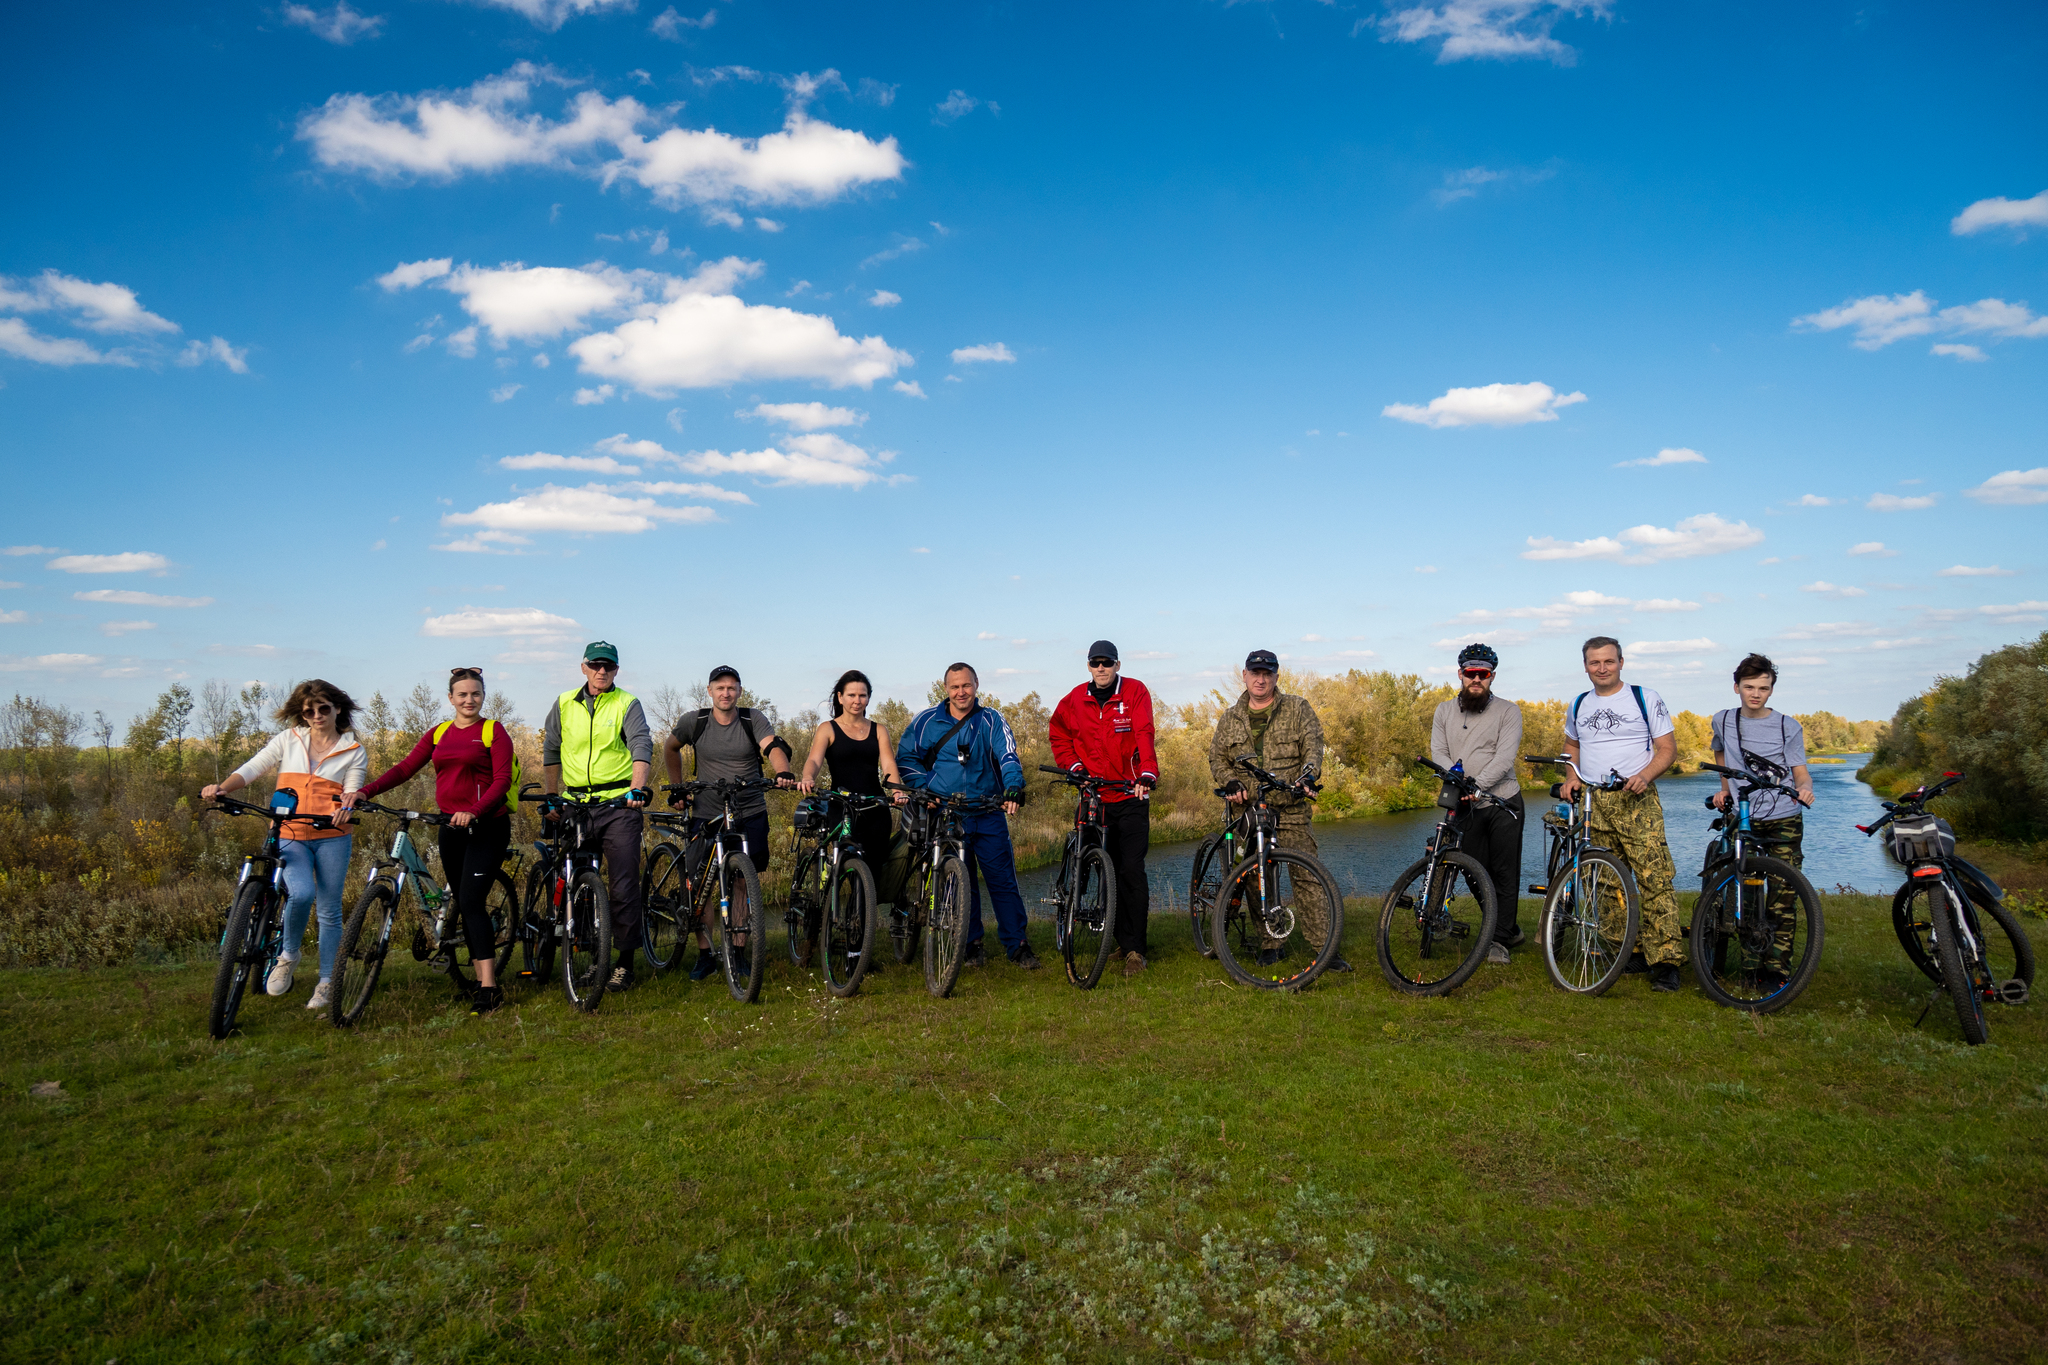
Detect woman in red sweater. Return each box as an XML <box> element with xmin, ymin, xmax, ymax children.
<box><xmin>345</xmin><ymin>668</ymin><xmax>516</xmax><ymax>1014</ymax></box>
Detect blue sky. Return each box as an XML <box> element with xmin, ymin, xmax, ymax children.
<box><xmin>3</xmin><ymin>0</ymin><xmax>2045</xmax><ymax>729</ymax></box>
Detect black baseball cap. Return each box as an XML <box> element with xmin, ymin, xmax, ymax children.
<box><xmin>708</xmin><ymin>665</ymin><xmax>740</xmax><ymax>684</ymax></box>
<box><xmin>1087</xmin><ymin>640</ymin><xmax>1118</xmax><ymax>664</ymax></box>
<box><xmin>1244</xmin><ymin>649</ymin><xmax>1279</xmax><ymax>672</ymax></box>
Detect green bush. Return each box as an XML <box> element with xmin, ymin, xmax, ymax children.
<box><xmin>1866</xmin><ymin>631</ymin><xmax>2048</xmax><ymax>841</ymax></box>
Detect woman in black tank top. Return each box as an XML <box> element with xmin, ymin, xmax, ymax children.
<box><xmin>797</xmin><ymin>671</ymin><xmax>907</xmax><ymax>948</ymax></box>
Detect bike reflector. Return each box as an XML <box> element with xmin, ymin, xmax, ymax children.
<box><xmin>1911</xmin><ymin>865</ymin><xmax>1943</xmax><ymax>878</ymax></box>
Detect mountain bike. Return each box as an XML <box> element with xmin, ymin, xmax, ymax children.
<box><xmin>1859</xmin><ymin>772</ymin><xmax>2034</xmax><ymax>1045</ymax></box>
<box><xmin>1691</xmin><ymin>758</ymin><xmax>1823</xmax><ymax>1013</ymax></box>
<box><xmin>329</xmin><ymin>799</ymin><xmax>520</xmax><ymax>1027</ymax></box>
<box><xmin>1208</xmin><ymin>758</ymin><xmax>1344</xmax><ymax>991</ymax></box>
<box><xmin>1038</xmin><ymin>765</ymin><xmax>1132</xmax><ymax>989</ymax></box>
<box><xmin>205</xmin><ymin>792</ymin><xmax>334</xmax><ymax>1039</ymax></box>
<box><xmin>1187</xmin><ymin>800</ymin><xmax>1251</xmax><ymax>960</ymax></box>
<box><xmin>885</xmin><ymin>780</ymin><xmax>999</xmax><ymax>998</ymax></box>
<box><xmin>781</xmin><ymin>789</ymin><xmax>889</xmax><ymax>997</ymax></box>
<box><xmin>644</xmin><ymin>776</ymin><xmax>777</xmax><ymax>1003</ymax></box>
<box><xmin>1374</xmin><ymin>757</ymin><xmax>1501</xmax><ymax>996</ymax></box>
<box><xmin>514</xmin><ymin>785</ymin><xmax>635</xmax><ymax>1012</ymax></box>
<box><xmin>1523</xmin><ymin>755</ymin><xmax>1639</xmax><ymax>996</ymax></box>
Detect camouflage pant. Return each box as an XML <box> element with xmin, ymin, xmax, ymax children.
<box><xmin>1587</xmin><ymin>785</ymin><xmax>1683</xmax><ymax>967</ymax></box>
<box><xmin>1270</xmin><ymin>815</ymin><xmax>1332</xmax><ymax>952</ymax></box>
<box><xmin>1715</xmin><ymin>814</ymin><xmax>1803</xmax><ymax>965</ymax></box>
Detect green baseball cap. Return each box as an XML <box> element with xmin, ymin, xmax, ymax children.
<box><xmin>583</xmin><ymin>640</ymin><xmax>619</xmax><ymax>665</ymax></box>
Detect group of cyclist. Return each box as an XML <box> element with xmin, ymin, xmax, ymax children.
<box><xmin>198</xmin><ymin>629</ymin><xmax>1817</xmax><ymax>1017</ymax></box>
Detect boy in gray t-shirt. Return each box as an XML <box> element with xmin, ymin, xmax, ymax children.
<box><xmin>1709</xmin><ymin>653</ymin><xmax>1815</xmax><ymax>979</ymax></box>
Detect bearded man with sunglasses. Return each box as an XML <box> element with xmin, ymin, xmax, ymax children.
<box><xmin>1429</xmin><ymin>643</ymin><xmax>1526</xmax><ymax>962</ymax></box>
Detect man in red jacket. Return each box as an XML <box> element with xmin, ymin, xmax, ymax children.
<box><xmin>1049</xmin><ymin>640</ymin><xmax>1160</xmax><ymax>976</ymax></box>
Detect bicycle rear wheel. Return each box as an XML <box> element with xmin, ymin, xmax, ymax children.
<box><xmin>641</xmin><ymin>841</ymin><xmax>687</xmax><ymax>973</ymax></box>
<box><xmin>1691</xmin><ymin>856</ymin><xmax>1823</xmax><ymax>1013</ymax></box>
<box><xmin>562</xmin><ymin>868</ymin><xmax>611</xmax><ymax>1012</ymax></box>
<box><xmin>891</xmin><ymin>856</ymin><xmax>927</xmax><ymax>965</ymax></box>
<box><xmin>209</xmin><ymin>881</ymin><xmax>267</xmax><ymax>1040</ymax></box>
<box><xmin>714</xmin><ymin>853</ymin><xmax>766</xmax><ymax>1004</ymax></box>
<box><xmin>483</xmin><ymin>870</ymin><xmax>518</xmax><ymax>980</ymax></box>
<box><xmin>1210</xmin><ymin>849</ymin><xmax>1343</xmax><ymax>991</ymax></box>
<box><xmin>924</xmin><ymin>855</ymin><xmax>970</xmax><ymax>998</ymax></box>
<box><xmin>1061</xmin><ymin>846</ymin><xmax>1118</xmax><ymax>989</ymax></box>
<box><xmin>785</xmin><ymin>843</ymin><xmax>820</xmax><ymax>969</ymax></box>
<box><xmin>1540</xmin><ymin>850</ymin><xmax>1638</xmax><ymax>996</ymax></box>
<box><xmin>1376</xmin><ymin>851</ymin><xmax>1498</xmax><ymax>996</ymax></box>
<box><xmin>520</xmin><ymin>861</ymin><xmax>558</xmax><ymax>984</ymax></box>
<box><xmin>822</xmin><ymin>856</ymin><xmax>878</xmax><ymax>998</ymax></box>
<box><xmin>1188</xmin><ymin>834</ymin><xmax>1225</xmax><ymax>959</ymax></box>
<box><xmin>333</xmin><ymin>879</ymin><xmax>397</xmax><ymax>1028</ymax></box>
<box><xmin>1930</xmin><ymin>882</ymin><xmax>1990</xmax><ymax>1045</ymax></box>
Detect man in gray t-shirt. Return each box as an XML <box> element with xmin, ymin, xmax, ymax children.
<box><xmin>661</xmin><ymin>665</ymin><xmax>797</xmax><ymax>979</ymax></box>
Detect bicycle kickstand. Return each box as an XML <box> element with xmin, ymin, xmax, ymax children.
<box><xmin>1912</xmin><ymin>989</ymin><xmax>1941</xmax><ymax>1031</ymax></box>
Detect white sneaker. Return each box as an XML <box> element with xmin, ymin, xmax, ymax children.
<box><xmin>1486</xmin><ymin>942</ymin><xmax>1511</xmax><ymax>965</ymax></box>
<box><xmin>266</xmin><ymin>956</ymin><xmax>298</xmax><ymax>996</ymax></box>
<box><xmin>305</xmin><ymin>979</ymin><xmax>334</xmax><ymax>1011</ymax></box>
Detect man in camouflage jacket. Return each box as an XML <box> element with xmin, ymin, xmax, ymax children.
<box><xmin>1207</xmin><ymin>650</ymin><xmax>1344</xmax><ymax>967</ymax></box>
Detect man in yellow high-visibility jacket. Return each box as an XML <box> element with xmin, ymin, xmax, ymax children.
<box><xmin>542</xmin><ymin>640</ymin><xmax>654</xmax><ymax>990</ymax></box>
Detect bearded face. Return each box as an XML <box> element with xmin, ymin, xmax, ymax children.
<box><xmin>1457</xmin><ymin>676</ymin><xmax>1492</xmax><ymax>714</ymax></box>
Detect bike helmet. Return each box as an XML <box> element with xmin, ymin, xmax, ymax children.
<box><xmin>1457</xmin><ymin>642</ymin><xmax>1499</xmax><ymax>670</ymax></box>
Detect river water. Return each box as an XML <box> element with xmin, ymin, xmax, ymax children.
<box><xmin>1013</xmin><ymin>752</ymin><xmax>1898</xmax><ymax>917</ymax></box>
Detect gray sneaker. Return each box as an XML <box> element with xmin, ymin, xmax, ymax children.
<box><xmin>266</xmin><ymin>955</ymin><xmax>298</xmax><ymax>997</ymax></box>
<box><xmin>1486</xmin><ymin>941</ymin><xmax>1511</xmax><ymax>965</ymax></box>
<box><xmin>305</xmin><ymin>979</ymin><xmax>334</xmax><ymax>1011</ymax></box>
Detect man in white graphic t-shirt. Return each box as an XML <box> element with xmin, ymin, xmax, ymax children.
<box><xmin>1560</xmin><ymin>636</ymin><xmax>1684</xmax><ymax>991</ymax></box>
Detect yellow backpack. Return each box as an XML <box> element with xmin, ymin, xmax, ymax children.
<box><xmin>430</xmin><ymin>718</ymin><xmax>521</xmax><ymax>816</ymax></box>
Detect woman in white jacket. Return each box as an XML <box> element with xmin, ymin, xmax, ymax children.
<box><xmin>202</xmin><ymin>680</ymin><xmax>367</xmax><ymax>1012</ymax></box>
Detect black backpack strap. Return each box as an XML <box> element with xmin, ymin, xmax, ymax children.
<box><xmin>1631</xmin><ymin>685</ymin><xmax>1651</xmax><ymax>749</ymax></box>
<box><xmin>918</xmin><ymin>706</ymin><xmax>975</xmax><ymax>769</ymax></box>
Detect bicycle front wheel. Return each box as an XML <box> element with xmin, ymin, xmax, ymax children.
<box><xmin>484</xmin><ymin>870</ymin><xmax>518</xmax><ymax>980</ymax></box>
<box><xmin>1540</xmin><ymin>850</ymin><xmax>1638</xmax><ymax>996</ymax></box>
<box><xmin>521</xmin><ymin>862</ymin><xmax>557</xmax><ymax>984</ymax></box>
<box><xmin>714</xmin><ymin>853</ymin><xmax>765</xmax><ymax>1004</ymax></box>
<box><xmin>333</xmin><ymin>879</ymin><xmax>397</xmax><ymax>1028</ymax></box>
<box><xmin>562</xmin><ymin>868</ymin><xmax>611</xmax><ymax>1012</ymax></box>
<box><xmin>822</xmin><ymin>856</ymin><xmax>878</xmax><ymax>998</ymax></box>
<box><xmin>1691</xmin><ymin>855</ymin><xmax>1823</xmax><ymax>1013</ymax></box>
<box><xmin>1061</xmin><ymin>846</ymin><xmax>1118</xmax><ymax>989</ymax></box>
<box><xmin>642</xmin><ymin>841</ymin><xmax>687</xmax><ymax>973</ymax></box>
<box><xmin>924</xmin><ymin>855</ymin><xmax>970</xmax><ymax>998</ymax></box>
<box><xmin>786</xmin><ymin>844</ymin><xmax>820</xmax><ymax>969</ymax></box>
<box><xmin>1376</xmin><ymin>851</ymin><xmax>1498</xmax><ymax>997</ymax></box>
<box><xmin>1188</xmin><ymin>834</ymin><xmax>1225</xmax><ymax>959</ymax></box>
<box><xmin>1211</xmin><ymin>849</ymin><xmax>1343</xmax><ymax>991</ymax></box>
<box><xmin>1930</xmin><ymin>882</ymin><xmax>1990</xmax><ymax>1045</ymax></box>
<box><xmin>209</xmin><ymin>881</ymin><xmax>267</xmax><ymax>1040</ymax></box>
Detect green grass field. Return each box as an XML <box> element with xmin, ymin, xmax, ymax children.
<box><xmin>5</xmin><ymin>893</ymin><xmax>2045</xmax><ymax>1364</ymax></box>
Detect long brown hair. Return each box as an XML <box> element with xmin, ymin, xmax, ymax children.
<box><xmin>275</xmin><ymin>679</ymin><xmax>358</xmax><ymax>734</ymax></box>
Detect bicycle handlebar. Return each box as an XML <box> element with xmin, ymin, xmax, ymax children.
<box><xmin>1038</xmin><ymin>764</ymin><xmax>1141</xmax><ymax>794</ymax></box>
<box><xmin>881</xmin><ymin>778</ymin><xmax>1005</xmax><ymax>813</ymax></box>
<box><xmin>1857</xmin><ymin>771</ymin><xmax>1965</xmax><ymax>835</ymax></box>
<box><xmin>209</xmin><ymin>796</ymin><xmax>335</xmax><ymax>829</ymax></box>
<box><xmin>1522</xmin><ymin>754</ymin><xmax>1626</xmax><ymax>791</ymax></box>
<box><xmin>348</xmin><ymin>798</ymin><xmax>452</xmax><ymax>825</ymax></box>
<box><xmin>1232</xmin><ymin>756</ymin><xmax>1321</xmax><ymax>796</ymax></box>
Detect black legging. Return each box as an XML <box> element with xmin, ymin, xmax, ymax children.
<box><xmin>439</xmin><ymin>813</ymin><xmax>511</xmax><ymax>969</ymax></box>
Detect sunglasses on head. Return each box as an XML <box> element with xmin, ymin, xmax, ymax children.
<box><xmin>1461</xmin><ymin>668</ymin><xmax>1494</xmax><ymax>679</ymax></box>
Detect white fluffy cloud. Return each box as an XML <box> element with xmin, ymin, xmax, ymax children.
<box><xmin>1626</xmin><ymin>638</ymin><xmax>1717</xmax><ymax>656</ymax></box>
<box><xmin>1847</xmin><ymin>541</ymin><xmax>1895</xmax><ymax>557</ymax></box>
<box><xmin>1937</xmin><ymin>564</ymin><xmax>2014</xmax><ymax>577</ymax></box>
<box><xmin>176</xmin><ymin>337</ymin><xmax>250</xmax><ymax>373</ymax></box>
<box><xmin>868</xmin><ymin>290</ymin><xmax>901</xmax><ymax>307</ymax></box>
<box><xmin>74</xmin><ymin>589</ymin><xmax>213</xmax><ymax>607</ymax></box>
<box><xmin>1932</xmin><ymin>343</ymin><xmax>1988</xmax><ymax>362</ymax></box>
<box><xmin>500</xmin><ymin>451</ymin><xmax>641</xmax><ymax>473</ymax></box>
<box><xmin>950</xmin><ymin>342</ymin><xmax>1016</xmax><ymax>365</ymax></box>
<box><xmin>1866</xmin><ymin>492</ymin><xmax>1937</xmax><ymax>511</ymax></box>
<box><xmin>743</xmin><ymin>401</ymin><xmax>863</xmax><ymax>430</ymax></box>
<box><xmin>1375</xmin><ymin>1</ymin><xmax>1611</xmax><ymax>65</ymax></box>
<box><xmin>1965</xmin><ymin>467</ymin><xmax>2048</xmax><ymax>506</ymax></box>
<box><xmin>466</xmin><ymin>0</ymin><xmax>632</xmax><ymax>28</ymax></box>
<box><xmin>283</xmin><ymin>1</ymin><xmax>384</xmax><ymax>43</ymax></box>
<box><xmin>0</xmin><ymin>271</ymin><xmax>244</xmax><ymax>373</ymax></box>
<box><xmin>301</xmin><ymin>64</ymin><xmax>904</xmax><ymax>213</ymax></box>
<box><xmin>1617</xmin><ymin>447</ymin><xmax>1705</xmax><ymax>467</ymax></box>
<box><xmin>1795</xmin><ymin>289</ymin><xmax>2048</xmax><ymax>352</ymax></box>
<box><xmin>440</xmin><ymin>484</ymin><xmax>720</xmax><ymax>542</ymax></box>
<box><xmin>1383</xmin><ymin>380</ymin><xmax>1586</xmax><ymax>428</ymax></box>
<box><xmin>1801</xmin><ymin>580</ymin><xmax>1868</xmax><ymax>599</ymax></box>
<box><xmin>1951</xmin><ymin>190</ymin><xmax>2048</xmax><ymax>237</ymax></box>
<box><xmin>675</xmin><ymin>431</ymin><xmax>891</xmax><ymax>488</ymax></box>
<box><xmin>3</xmin><ymin>270</ymin><xmax>178</xmax><ymax>334</ymax></box>
<box><xmin>1451</xmin><ymin>588</ymin><xmax>1696</xmax><ymax>630</ymax></box>
<box><xmin>0</xmin><ymin>319</ymin><xmax>123</xmax><ymax>367</ymax></box>
<box><xmin>421</xmin><ymin>606</ymin><xmax>584</xmax><ymax>638</ymax></box>
<box><xmin>1522</xmin><ymin>513</ymin><xmax>1762</xmax><ymax>564</ymax></box>
<box><xmin>48</xmin><ymin>552</ymin><xmax>169</xmax><ymax>574</ymax></box>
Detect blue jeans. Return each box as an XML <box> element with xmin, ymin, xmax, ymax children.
<box><xmin>280</xmin><ymin>835</ymin><xmax>352</xmax><ymax>980</ymax></box>
<box><xmin>960</xmin><ymin>810</ymin><xmax>1029</xmax><ymax>955</ymax></box>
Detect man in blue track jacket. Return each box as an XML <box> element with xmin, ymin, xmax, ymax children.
<box><xmin>896</xmin><ymin>662</ymin><xmax>1039</xmax><ymax>970</ymax></box>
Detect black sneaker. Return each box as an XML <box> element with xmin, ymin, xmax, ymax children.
<box><xmin>1498</xmin><ymin>927</ymin><xmax>1527</xmax><ymax>949</ymax></box>
<box><xmin>962</xmin><ymin>940</ymin><xmax>986</xmax><ymax>968</ymax></box>
<box><xmin>608</xmin><ymin>966</ymin><xmax>637</xmax><ymax>992</ymax></box>
<box><xmin>1257</xmin><ymin>947</ymin><xmax>1281</xmax><ymax>967</ymax></box>
<box><xmin>1326</xmin><ymin>955</ymin><xmax>1354</xmax><ymax>972</ymax></box>
<box><xmin>1009</xmin><ymin>944</ymin><xmax>1042</xmax><ymax>971</ymax></box>
<box><xmin>1650</xmin><ymin>963</ymin><xmax>1681</xmax><ymax>992</ymax></box>
<box><xmin>1623</xmin><ymin>951</ymin><xmax>1650</xmax><ymax>975</ymax></box>
<box><xmin>469</xmin><ymin>985</ymin><xmax>504</xmax><ymax>1016</ymax></box>
<box><xmin>688</xmin><ymin>949</ymin><xmax>720</xmax><ymax>981</ymax></box>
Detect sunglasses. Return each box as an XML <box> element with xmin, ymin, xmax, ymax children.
<box><xmin>1461</xmin><ymin>668</ymin><xmax>1494</xmax><ymax>680</ymax></box>
<box><xmin>1088</xmin><ymin>658</ymin><xmax>1116</xmax><ymax>668</ymax></box>
<box><xmin>586</xmin><ymin>661</ymin><xmax>618</xmax><ymax>672</ymax></box>
<box><xmin>303</xmin><ymin>702</ymin><xmax>335</xmax><ymax>716</ymax></box>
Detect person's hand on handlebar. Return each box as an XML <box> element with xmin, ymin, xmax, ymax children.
<box><xmin>1710</xmin><ymin>789</ymin><xmax>1731</xmax><ymax>811</ymax></box>
<box><xmin>449</xmin><ymin>809</ymin><xmax>474</xmax><ymax>828</ymax></box>
<box><xmin>1222</xmin><ymin>778</ymin><xmax>1248</xmax><ymax>806</ymax></box>
<box><xmin>627</xmin><ymin>787</ymin><xmax>651</xmax><ymax>810</ymax></box>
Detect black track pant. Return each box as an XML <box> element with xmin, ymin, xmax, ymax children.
<box><xmin>592</xmin><ymin>806</ymin><xmax>645</xmax><ymax>952</ymax></box>
<box><xmin>1103</xmin><ymin>798</ymin><xmax>1152</xmax><ymax>956</ymax></box>
<box><xmin>438</xmin><ymin>813</ymin><xmax>511</xmax><ymax>969</ymax></box>
<box><xmin>1462</xmin><ymin>792</ymin><xmax>1525</xmax><ymax>943</ymax></box>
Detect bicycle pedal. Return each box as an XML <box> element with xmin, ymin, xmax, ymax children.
<box><xmin>1527</xmin><ymin>884</ymin><xmax>1546</xmax><ymax>894</ymax></box>
<box><xmin>1449</xmin><ymin>922</ymin><xmax>1469</xmax><ymax>938</ymax></box>
<box><xmin>1999</xmin><ymin>979</ymin><xmax>2030</xmax><ymax>1005</ymax></box>
<box><xmin>1038</xmin><ymin>897</ymin><xmax>1061</xmax><ymax>906</ymax></box>
<box><xmin>1394</xmin><ymin>895</ymin><xmax>1414</xmax><ymax>909</ymax></box>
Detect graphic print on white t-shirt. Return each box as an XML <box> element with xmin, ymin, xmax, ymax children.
<box><xmin>1565</xmin><ymin>686</ymin><xmax>1674</xmax><ymax>782</ymax></box>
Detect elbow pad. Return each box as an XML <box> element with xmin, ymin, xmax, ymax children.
<box><xmin>765</xmin><ymin>736</ymin><xmax>794</xmax><ymax>762</ymax></box>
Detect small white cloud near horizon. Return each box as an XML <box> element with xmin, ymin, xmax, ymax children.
<box><xmin>1626</xmin><ymin>638</ymin><xmax>1717</xmax><ymax>657</ymax></box>
<box><xmin>1938</xmin><ymin>564</ymin><xmax>2015</xmax><ymax>577</ymax></box>
<box><xmin>421</xmin><ymin>606</ymin><xmax>584</xmax><ymax>638</ymax></box>
<box><xmin>1373</xmin><ymin>0</ymin><xmax>1611</xmax><ymax>66</ymax></box>
<box><xmin>1795</xmin><ymin>289</ymin><xmax>2048</xmax><ymax>352</ymax></box>
<box><xmin>441</xmin><ymin>484</ymin><xmax>719</xmax><ymax>542</ymax></box>
<box><xmin>48</xmin><ymin>552</ymin><xmax>170</xmax><ymax>575</ymax></box>
<box><xmin>1802</xmin><ymin>580</ymin><xmax>1868</xmax><ymax>599</ymax></box>
<box><xmin>1794</xmin><ymin>494</ymin><xmax>1834</xmax><ymax>507</ymax></box>
<box><xmin>1522</xmin><ymin>512</ymin><xmax>1762</xmax><ymax>564</ymax></box>
<box><xmin>574</xmin><ymin>384</ymin><xmax>616</xmax><ymax>404</ymax></box>
<box><xmin>893</xmin><ymin>380</ymin><xmax>926</xmax><ymax>398</ymax></box>
<box><xmin>490</xmin><ymin>382</ymin><xmax>523</xmax><ymax>402</ymax></box>
<box><xmin>1384</xmin><ymin>381</ymin><xmax>1586</xmax><ymax>428</ymax></box>
<box><xmin>951</xmin><ymin>342</ymin><xmax>1016</xmax><ymax>365</ymax></box>
<box><xmin>1867</xmin><ymin>492</ymin><xmax>1938</xmax><ymax>512</ymax></box>
<box><xmin>1617</xmin><ymin>446</ymin><xmax>1706</xmax><ymax>468</ymax></box>
<box><xmin>98</xmin><ymin>620</ymin><xmax>156</xmax><ymax>637</ymax></box>
<box><xmin>742</xmin><ymin>401</ymin><xmax>864</xmax><ymax>430</ymax></box>
<box><xmin>73</xmin><ymin>589</ymin><xmax>212</xmax><ymax>607</ymax></box>
<box><xmin>1931</xmin><ymin>343</ymin><xmax>1989</xmax><ymax>362</ymax></box>
<box><xmin>1847</xmin><ymin>542</ymin><xmax>1896</xmax><ymax>557</ymax></box>
<box><xmin>282</xmin><ymin>1</ymin><xmax>384</xmax><ymax>43</ymax></box>
<box><xmin>867</xmin><ymin>290</ymin><xmax>900</xmax><ymax>307</ymax></box>
<box><xmin>1951</xmin><ymin>189</ymin><xmax>2048</xmax><ymax>237</ymax></box>
<box><xmin>1966</xmin><ymin>468</ymin><xmax>2048</xmax><ymax>506</ymax></box>
<box><xmin>500</xmin><ymin>451</ymin><xmax>639</xmax><ymax>474</ymax></box>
